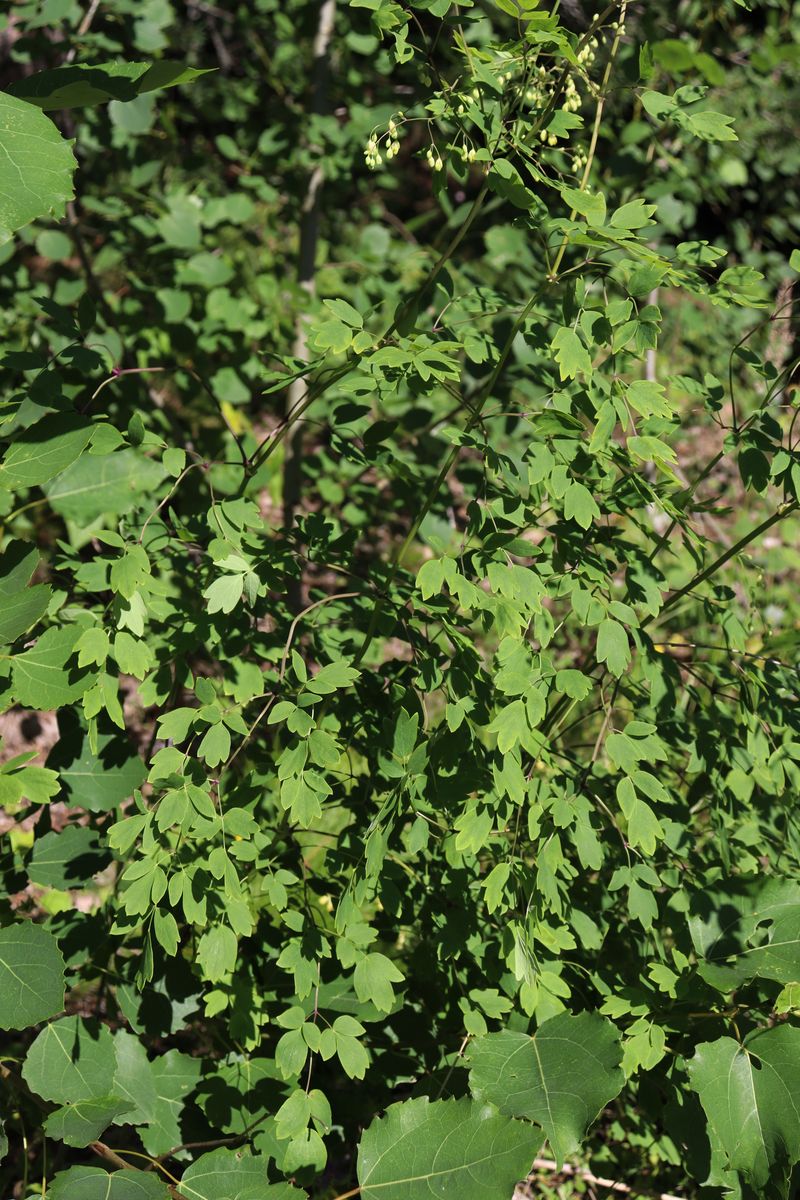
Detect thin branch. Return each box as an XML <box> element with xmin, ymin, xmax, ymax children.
<box><xmin>528</xmin><ymin>1158</ymin><xmax>684</xmax><ymax>1200</ymax></box>
<box><xmin>66</xmin><ymin>0</ymin><xmax>102</xmax><ymax>61</ymax></box>
<box><xmin>643</xmin><ymin>501</ymin><xmax>799</xmax><ymax>628</ymax></box>
<box><xmin>89</xmin><ymin>1142</ymin><xmax>134</xmax><ymax>1171</ymax></box>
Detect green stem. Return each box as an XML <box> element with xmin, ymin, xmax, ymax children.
<box><xmin>643</xmin><ymin>501</ymin><xmax>798</xmax><ymax>629</ymax></box>
<box><xmin>550</xmin><ymin>0</ymin><xmax>627</xmax><ymax>279</ymax></box>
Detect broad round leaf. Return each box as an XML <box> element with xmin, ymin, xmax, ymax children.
<box><xmin>688</xmin><ymin>1027</ymin><xmax>800</xmax><ymax>1188</ymax></box>
<box><xmin>28</xmin><ymin>826</ymin><xmax>110</xmax><ymax>890</ymax></box>
<box><xmin>357</xmin><ymin>1096</ymin><xmax>537</xmax><ymax>1200</ymax></box>
<box><xmin>689</xmin><ymin>879</ymin><xmax>800</xmax><ymax>991</ymax></box>
<box><xmin>0</xmin><ymin>93</ymin><xmax>76</xmax><ymax>243</ymax></box>
<box><xmin>0</xmin><ymin>539</ymin><xmax>51</xmax><ymax>643</ymax></box>
<box><xmin>45</xmin><ymin>448</ymin><xmax>167</xmax><ymax>523</ymax></box>
<box><xmin>46</xmin><ymin>711</ymin><xmax>147</xmax><ymax>812</ymax></box>
<box><xmin>178</xmin><ymin>1148</ymin><xmax>298</xmax><ymax>1200</ymax></box>
<box><xmin>22</xmin><ymin>1015</ymin><xmax>116</xmax><ymax>1103</ymax></box>
<box><xmin>49</xmin><ymin>1167</ymin><xmax>170</xmax><ymax>1200</ymax></box>
<box><xmin>468</xmin><ymin>1012</ymin><xmax>624</xmax><ymax>1165</ymax></box>
<box><xmin>44</xmin><ymin>1095</ymin><xmax>134</xmax><ymax>1148</ymax></box>
<box><xmin>0</xmin><ymin>414</ymin><xmax>93</xmax><ymax>491</ymax></box>
<box><xmin>0</xmin><ymin>922</ymin><xmax>65</xmax><ymax>1030</ymax></box>
<box><xmin>10</xmin><ymin>625</ymin><xmax>86</xmax><ymax>709</ymax></box>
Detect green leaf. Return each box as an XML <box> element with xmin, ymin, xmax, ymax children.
<box><xmin>551</xmin><ymin>327</ymin><xmax>592</xmax><ymax>381</ymax></box>
<box><xmin>563</xmin><ymin>482</ymin><xmax>600</xmax><ymax>530</ymax></box>
<box><xmin>468</xmin><ymin>1012</ymin><xmax>624</xmax><ymax>1165</ymax></box>
<box><xmin>46</xmin><ymin>712</ymin><xmax>147</xmax><ymax>812</ymax></box>
<box><xmin>0</xmin><ymin>922</ymin><xmax>65</xmax><ymax>1029</ymax></box>
<box><xmin>353</xmin><ymin>953</ymin><xmax>404</xmax><ymax>1013</ymax></box>
<box><xmin>596</xmin><ymin>619</ymin><xmax>630</xmax><ymax>678</ymax></box>
<box><xmin>109</xmin><ymin>1034</ymin><xmax>202</xmax><ymax>1156</ymax></box>
<box><xmin>306</xmin><ymin>660</ymin><xmax>360</xmax><ymax>695</ymax></box>
<box><xmin>0</xmin><ymin>414</ymin><xmax>93</xmax><ymax>490</ymax></box>
<box><xmin>28</xmin><ymin>826</ymin><xmax>110</xmax><ymax>890</ymax></box>
<box><xmin>554</xmin><ymin>669</ymin><xmax>592</xmax><ymax>700</ymax></box>
<box><xmin>357</xmin><ymin>1096</ymin><xmax>536</xmax><ymax>1200</ymax></box>
<box><xmin>688</xmin><ymin>1027</ymin><xmax>800</xmax><ymax>1187</ymax></box>
<box><xmin>0</xmin><ymin>584</ymin><xmax>51</xmax><ymax>645</ymax></box>
<box><xmin>323</xmin><ymin>298</ymin><xmax>363</xmax><ymax>328</ymax></box>
<box><xmin>608</xmin><ymin>199</ymin><xmax>656</xmax><ymax>230</ymax></box>
<box><xmin>560</xmin><ymin>185</ymin><xmax>607</xmax><ymax>226</ymax></box>
<box><xmin>488</xmin><ymin>158</ymin><xmax>535</xmax><ymax>210</ymax></box>
<box><xmin>50</xmin><ymin>1167</ymin><xmax>171</xmax><ymax>1200</ymax></box>
<box><xmin>0</xmin><ymin>93</ymin><xmax>76</xmax><ymax>242</ymax></box>
<box><xmin>626</xmin><ymin>435</ymin><xmax>677</xmax><ymax>468</ymax></box>
<box><xmin>0</xmin><ymin>540</ymin><xmax>51</xmax><ymax>645</ymax></box>
<box><xmin>488</xmin><ymin>699</ymin><xmax>529</xmax><ymax>754</ymax></box>
<box><xmin>776</xmin><ymin>982</ymin><xmax>800</xmax><ymax>1014</ymax></box>
<box><xmin>198</xmin><ymin>924</ymin><xmax>238</xmax><ymax>983</ymax></box>
<box><xmin>22</xmin><ymin>1016</ymin><xmax>116</xmax><ymax>1103</ymax></box>
<box><xmin>616</xmin><ymin>778</ymin><xmax>664</xmax><ymax>856</ymax></box>
<box><xmin>45</xmin><ymin>449</ymin><xmax>167</xmax><ymax>522</ymax></box>
<box><xmin>204</xmin><ymin>573</ymin><xmax>245</xmax><ymax>614</ymax></box>
<box><xmin>11</xmin><ymin>625</ymin><xmax>86</xmax><ymax>709</ymax></box>
<box><xmin>111</xmin><ymin>1031</ymin><xmax>159</xmax><ymax>1126</ymax></box>
<box><xmin>178</xmin><ymin>1148</ymin><xmax>297</xmax><ymax>1200</ymax></box>
<box><xmin>683</xmin><ymin>110</ymin><xmax>737</xmax><ymax>142</ymax></box>
<box><xmin>198</xmin><ymin>721</ymin><xmax>231</xmax><ymax>767</ymax></box>
<box><xmin>688</xmin><ymin>879</ymin><xmax>800</xmax><ymax>991</ymax></box>
<box><xmin>45</xmin><ymin>1095</ymin><xmax>134</xmax><ymax>1147</ymax></box>
<box><xmin>9</xmin><ymin>61</ymin><xmax>213</xmax><ymax>110</ymax></box>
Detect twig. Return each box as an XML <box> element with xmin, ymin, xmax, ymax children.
<box><xmin>89</xmin><ymin>1142</ymin><xmax>134</xmax><ymax>1171</ymax></box>
<box><xmin>642</xmin><ymin>501</ymin><xmax>799</xmax><ymax>627</ymax></box>
<box><xmin>550</xmin><ymin>2</ymin><xmax>627</xmax><ymax>279</ymax></box>
<box><xmin>66</xmin><ymin>0</ymin><xmax>102</xmax><ymax>61</ymax></box>
<box><xmin>279</xmin><ymin>591</ymin><xmax>360</xmax><ymax>682</ymax></box>
<box><xmin>528</xmin><ymin>1158</ymin><xmax>684</xmax><ymax>1200</ymax></box>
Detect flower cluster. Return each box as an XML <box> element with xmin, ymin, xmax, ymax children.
<box><xmin>425</xmin><ymin>145</ymin><xmax>444</xmax><ymax>172</ymax></box>
<box><xmin>570</xmin><ymin>148</ymin><xmax>589</xmax><ymax>174</ymax></box>
<box><xmin>364</xmin><ymin>114</ymin><xmax>404</xmax><ymax>170</ymax></box>
<box><xmin>576</xmin><ymin>34</ymin><xmax>599</xmax><ymax>69</ymax></box>
<box><xmin>561</xmin><ymin>74</ymin><xmax>581</xmax><ymax>114</ymax></box>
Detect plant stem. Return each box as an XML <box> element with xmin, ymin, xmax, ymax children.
<box><xmin>550</xmin><ymin>0</ymin><xmax>627</xmax><ymax>279</ymax></box>
<box><xmin>643</xmin><ymin>501</ymin><xmax>798</xmax><ymax>628</ymax></box>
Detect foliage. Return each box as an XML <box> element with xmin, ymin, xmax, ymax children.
<box><xmin>0</xmin><ymin>1</ymin><xmax>799</xmax><ymax>1199</ymax></box>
